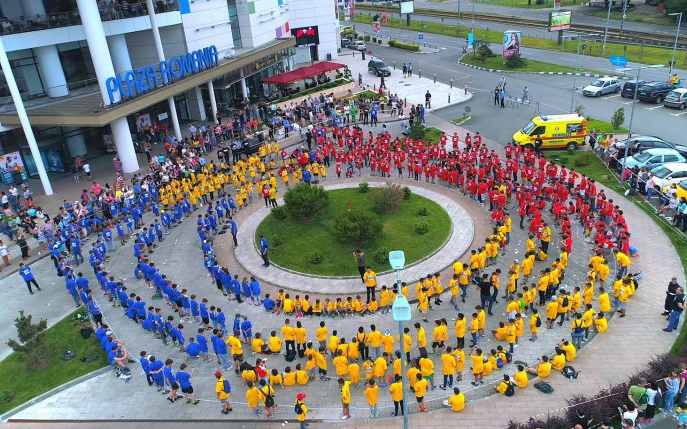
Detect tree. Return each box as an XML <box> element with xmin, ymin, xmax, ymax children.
<box><xmin>504</xmin><ymin>53</ymin><xmax>525</xmax><ymax>69</ymax></box>
<box><xmin>665</xmin><ymin>0</ymin><xmax>687</xmax><ymax>16</ymax></box>
<box><xmin>476</xmin><ymin>45</ymin><xmax>494</xmax><ymax>62</ymax></box>
<box><xmin>283</xmin><ymin>184</ymin><xmax>330</xmax><ymax>221</ymax></box>
<box><xmin>7</xmin><ymin>310</ymin><xmax>50</xmax><ymax>370</ymax></box>
<box><xmin>333</xmin><ymin>211</ymin><xmax>382</xmax><ymax>244</ymax></box>
<box><xmin>611</xmin><ymin>107</ymin><xmax>625</xmax><ymax>130</ymax></box>
<box><xmin>370</xmin><ymin>181</ymin><xmax>405</xmax><ymax>214</ymax></box>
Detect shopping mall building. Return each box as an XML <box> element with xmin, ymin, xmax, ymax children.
<box><xmin>0</xmin><ymin>0</ymin><xmax>340</xmax><ymax>194</ymax></box>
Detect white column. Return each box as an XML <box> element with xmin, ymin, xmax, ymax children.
<box><xmin>111</xmin><ymin>118</ymin><xmax>138</xmax><ymax>173</ymax></box>
<box><xmin>63</xmin><ymin>127</ymin><xmax>87</xmax><ymax>157</ymax></box>
<box><xmin>208</xmin><ymin>80</ymin><xmax>218</xmax><ymax>124</ymax></box>
<box><xmin>241</xmin><ymin>78</ymin><xmax>248</xmax><ymax>98</ymax></box>
<box><xmin>107</xmin><ymin>34</ymin><xmax>133</xmax><ymax>74</ymax></box>
<box><xmin>34</xmin><ymin>45</ymin><xmax>68</xmax><ymax>97</ymax></box>
<box><xmin>76</xmin><ymin>0</ymin><xmax>139</xmax><ymax>171</ymax></box>
<box><xmin>146</xmin><ymin>0</ymin><xmax>181</xmax><ymax>141</ymax></box>
<box><xmin>0</xmin><ymin>36</ymin><xmax>52</xmax><ymax>195</ymax></box>
<box><xmin>194</xmin><ymin>86</ymin><xmax>207</xmax><ymax>121</ymax></box>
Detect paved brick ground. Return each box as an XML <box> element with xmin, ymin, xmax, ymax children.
<box><xmin>2</xmin><ymin>116</ymin><xmax>683</xmax><ymax>429</ymax></box>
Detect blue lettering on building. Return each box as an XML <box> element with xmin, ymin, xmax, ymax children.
<box><xmin>105</xmin><ymin>45</ymin><xmax>219</xmax><ymax>104</ymax></box>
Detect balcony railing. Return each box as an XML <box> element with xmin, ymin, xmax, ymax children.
<box><xmin>0</xmin><ymin>1</ymin><xmax>179</xmax><ymax>35</ymax></box>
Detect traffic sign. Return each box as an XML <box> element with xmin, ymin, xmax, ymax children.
<box><xmin>609</xmin><ymin>55</ymin><xmax>628</xmax><ymax>67</ymax></box>
<box><xmin>418</xmin><ymin>33</ymin><xmax>424</xmax><ymax>40</ymax></box>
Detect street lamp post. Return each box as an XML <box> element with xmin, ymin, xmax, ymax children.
<box><xmin>566</xmin><ymin>33</ymin><xmax>595</xmax><ymax>113</ymax></box>
<box><xmin>668</xmin><ymin>12</ymin><xmax>683</xmax><ymax>80</ymax></box>
<box><xmin>389</xmin><ymin>250</ymin><xmax>410</xmax><ymax>429</ymax></box>
<box><xmin>601</xmin><ymin>0</ymin><xmax>613</xmax><ymax>56</ymax></box>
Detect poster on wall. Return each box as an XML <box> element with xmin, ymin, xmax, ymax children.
<box><xmin>103</xmin><ymin>134</ymin><xmax>117</xmax><ymax>154</ymax></box>
<box><xmin>549</xmin><ymin>11</ymin><xmax>571</xmax><ymax>31</ymax></box>
<box><xmin>502</xmin><ymin>30</ymin><xmax>521</xmax><ymax>58</ymax></box>
<box><xmin>136</xmin><ymin>114</ymin><xmax>152</xmax><ymax>132</ymax></box>
<box><xmin>291</xmin><ymin>26</ymin><xmax>320</xmax><ymax>47</ymax></box>
<box><xmin>0</xmin><ymin>151</ymin><xmax>26</xmax><ymax>184</ymax></box>
<box><xmin>46</xmin><ymin>149</ymin><xmax>65</xmax><ymax>173</ymax></box>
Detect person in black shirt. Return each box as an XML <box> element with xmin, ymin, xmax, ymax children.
<box><xmin>477</xmin><ymin>274</ymin><xmax>494</xmax><ymax>315</ymax></box>
<box><xmin>664</xmin><ymin>286</ymin><xmax>685</xmax><ymax>332</ymax></box>
<box><xmin>663</xmin><ymin>277</ymin><xmax>680</xmax><ymax>316</ymax></box>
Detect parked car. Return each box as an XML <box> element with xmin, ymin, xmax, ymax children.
<box><xmin>663</xmin><ymin>179</ymin><xmax>687</xmax><ymax>201</ymax></box>
<box><xmin>636</xmin><ymin>81</ymin><xmax>675</xmax><ymax>104</ymax></box>
<box><xmin>613</xmin><ymin>135</ymin><xmax>674</xmax><ymax>156</ymax></box>
<box><xmin>368</xmin><ymin>58</ymin><xmax>391</xmax><ymax>77</ymax></box>
<box><xmin>610</xmin><ymin>1</ymin><xmax>635</xmax><ymax>12</ymax></box>
<box><xmin>582</xmin><ymin>77</ymin><xmax>620</xmax><ymax>97</ymax></box>
<box><xmin>620</xmin><ymin>79</ymin><xmax>645</xmax><ymax>98</ymax></box>
<box><xmin>664</xmin><ymin>88</ymin><xmax>687</xmax><ymax>110</ymax></box>
<box><xmin>349</xmin><ymin>41</ymin><xmax>367</xmax><ymax>51</ymax></box>
<box><xmin>650</xmin><ymin>163</ymin><xmax>687</xmax><ymax>189</ymax></box>
<box><xmin>622</xmin><ymin>148</ymin><xmax>686</xmax><ymax>171</ymax></box>
<box><xmin>341</xmin><ymin>38</ymin><xmax>353</xmax><ymax>48</ymax></box>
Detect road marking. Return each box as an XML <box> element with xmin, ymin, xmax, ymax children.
<box><xmin>670</xmin><ymin>111</ymin><xmax>687</xmax><ymax>116</ymax></box>
<box><xmin>603</xmin><ymin>94</ymin><xmax>621</xmax><ymax>99</ymax></box>
<box><xmin>621</xmin><ymin>101</ymin><xmax>636</xmax><ymax>104</ymax></box>
<box><xmin>644</xmin><ymin>106</ymin><xmax>663</xmax><ymax>110</ymax></box>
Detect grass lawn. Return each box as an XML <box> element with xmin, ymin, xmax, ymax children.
<box><xmin>0</xmin><ymin>309</ymin><xmax>107</xmax><ymax>415</ymax></box>
<box><xmin>460</xmin><ymin>54</ymin><xmax>583</xmax><ymax>73</ymax></box>
<box><xmin>586</xmin><ymin>118</ymin><xmax>628</xmax><ymax>134</ymax></box>
<box><xmin>408</xmin><ymin>125</ymin><xmax>445</xmax><ymax>145</ymax></box>
<box><xmin>255</xmin><ymin>188</ymin><xmax>451</xmax><ymax>275</ymax></box>
<box><xmin>453</xmin><ymin>114</ymin><xmax>471</xmax><ymax>125</ymax></box>
<box><xmin>584</xmin><ymin>9</ymin><xmax>673</xmax><ymax>25</ymax></box>
<box><xmin>475</xmin><ymin>0</ymin><xmax>579</xmax><ymax>9</ymax></box>
<box><xmin>547</xmin><ymin>150</ymin><xmax>687</xmax><ymax>354</ymax></box>
<box><xmin>354</xmin><ymin>14</ymin><xmax>684</xmax><ymax>68</ymax></box>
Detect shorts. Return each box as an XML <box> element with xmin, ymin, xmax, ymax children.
<box><xmin>181</xmin><ymin>386</ymin><xmax>194</xmax><ymax>394</ymax></box>
<box><xmin>202</xmin><ymin>317</ymin><xmax>209</xmax><ymax>325</ymax></box>
<box><xmin>171</xmin><ymin>382</ymin><xmax>179</xmax><ymax>390</ymax></box>
<box><xmin>618</xmin><ymin>302</ymin><xmax>627</xmax><ymax>310</ymax></box>
<box><xmin>431</xmin><ymin>341</ymin><xmax>444</xmax><ymax>349</ymax></box>
<box><xmin>318</xmin><ymin>368</ymin><xmax>327</xmax><ymax>375</ymax></box>
<box><xmin>175</xmin><ymin>300</ymin><xmax>183</xmax><ymax>308</ymax></box>
<box><xmin>233</xmin><ymin>353</ymin><xmax>244</xmax><ymax>362</ymax></box>
<box><xmin>220</xmin><ymin>397</ymin><xmax>230</xmax><ymax>404</ymax></box>
<box><xmin>424</xmin><ymin>374</ymin><xmax>434</xmax><ymax>382</ymax></box>
<box><xmin>547</xmin><ymin>318</ymin><xmax>555</xmax><ymax>322</ymax></box>
<box><xmin>416</xmin><ymin>396</ymin><xmax>424</xmax><ymax>402</ymax></box>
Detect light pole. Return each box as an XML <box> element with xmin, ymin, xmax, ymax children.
<box><xmin>601</xmin><ymin>0</ymin><xmax>613</xmax><ymax>56</ymax></box>
<box><xmin>611</xmin><ymin>64</ymin><xmax>664</xmax><ymax>172</ymax></box>
<box><xmin>668</xmin><ymin>12</ymin><xmax>683</xmax><ymax>80</ymax></box>
<box><xmin>390</xmin><ymin>250</ymin><xmax>410</xmax><ymax>429</ymax></box>
<box><xmin>565</xmin><ymin>33</ymin><xmax>595</xmax><ymax>113</ymax></box>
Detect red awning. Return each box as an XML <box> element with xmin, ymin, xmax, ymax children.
<box><xmin>262</xmin><ymin>61</ymin><xmax>345</xmax><ymax>85</ymax></box>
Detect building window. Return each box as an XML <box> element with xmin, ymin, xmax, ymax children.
<box><xmin>227</xmin><ymin>0</ymin><xmax>242</xmax><ymax>49</ymax></box>
<box><xmin>57</xmin><ymin>42</ymin><xmax>97</xmax><ymax>90</ymax></box>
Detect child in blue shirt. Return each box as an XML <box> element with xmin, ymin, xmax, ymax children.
<box><xmin>140</xmin><ymin>351</ymin><xmax>153</xmax><ymax>386</ymax></box>
<box><xmin>263</xmin><ymin>294</ymin><xmax>275</xmax><ymax>312</ymax></box>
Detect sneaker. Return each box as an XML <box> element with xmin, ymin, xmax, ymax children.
<box><xmin>439</xmin><ymin>385</ymin><xmax>446</xmax><ymax>390</ymax></box>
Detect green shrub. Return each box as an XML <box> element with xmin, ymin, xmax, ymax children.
<box><xmin>388</xmin><ymin>40</ymin><xmax>420</xmax><ymax>52</ymax></box>
<box><xmin>0</xmin><ymin>389</ymin><xmax>14</xmax><ymax>404</ymax></box>
<box><xmin>476</xmin><ymin>45</ymin><xmax>494</xmax><ymax>62</ymax></box>
<box><xmin>611</xmin><ymin>107</ymin><xmax>625</xmax><ymax>130</ymax></box>
<box><xmin>370</xmin><ymin>181</ymin><xmax>405</xmax><ymax>214</ymax></box>
<box><xmin>271</xmin><ymin>206</ymin><xmax>287</xmax><ymax>220</ymax></box>
<box><xmin>574</xmin><ymin>151</ymin><xmax>595</xmax><ymax>168</ymax></box>
<box><xmin>504</xmin><ymin>53</ymin><xmax>525</xmax><ymax>68</ymax></box>
<box><xmin>403</xmin><ymin>186</ymin><xmax>412</xmax><ymax>200</ymax></box>
<box><xmin>359</xmin><ymin>182</ymin><xmax>370</xmax><ymax>193</ymax></box>
<box><xmin>373</xmin><ymin>246</ymin><xmax>391</xmax><ymax>265</ymax></box>
<box><xmin>417</xmin><ymin>207</ymin><xmax>429</xmax><ymax>216</ymax></box>
<box><xmin>7</xmin><ymin>310</ymin><xmax>50</xmax><ymax>370</ymax></box>
<box><xmin>363</xmin><ymin>35</ymin><xmax>371</xmax><ymax>42</ymax></box>
<box><xmin>308</xmin><ymin>251</ymin><xmax>324</xmax><ymax>265</ymax></box>
<box><xmin>283</xmin><ymin>184</ymin><xmax>330</xmax><ymax>220</ymax></box>
<box><xmin>415</xmin><ymin>222</ymin><xmax>430</xmax><ymax>235</ymax></box>
<box><xmin>332</xmin><ymin>211</ymin><xmax>383</xmax><ymax>244</ymax></box>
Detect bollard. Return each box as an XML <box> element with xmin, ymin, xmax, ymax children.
<box><xmin>373</xmin><ymin>84</ymin><xmax>376</xmax><ymax>91</ymax></box>
<box><xmin>404</xmin><ymin>97</ymin><xmax>407</xmax><ymax>107</ymax></box>
<box><xmin>419</xmin><ymin>69</ymin><xmax>422</xmax><ymax>78</ymax></box>
<box><xmin>393</xmin><ymin>62</ymin><xmax>396</xmax><ymax>70</ymax></box>
<box><xmin>448</xmin><ymin>94</ymin><xmax>451</xmax><ymax>103</ymax></box>
<box><xmin>464</xmin><ymin>84</ymin><xmax>468</xmax><ymax>95</ymax></box>
<box><xmin>433</xmin><ymin>74</ymin><xmax>436</xmax><ymax>83</ymax></box>
<box><xmin>450</xmin><ymin>78</ymin><xmax>453</xmax><ymax>89</ymax></box>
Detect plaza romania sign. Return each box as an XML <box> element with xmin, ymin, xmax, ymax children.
<box><xmin>105</xmin><ymin>45</ymin><xmax>219</xmax><ymax>104</ymax></box>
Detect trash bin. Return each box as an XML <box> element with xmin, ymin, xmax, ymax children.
<box><xmin>326</xmin><ymin>53</ymin><xmax>332</xmax><ymax>61</ymax></box>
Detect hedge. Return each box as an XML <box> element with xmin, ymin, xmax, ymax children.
<box><xmin>388</xmin><ymin>40</ymin><xmax>420</xmax><ymax>52</ymax></box>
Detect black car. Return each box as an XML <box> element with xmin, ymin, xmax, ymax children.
<box><xmin>368</xmin><ymin>58</ymin><xmax>391</xmax><ymax>77</ymax></box>
<box><xmin>636</xmin><ymin>81</ymin><xmax>675</xmax><ymax>104</ymax></box>
<box><xmin>620</xmin><ymin>79</ymin><xmax>645</xmax><ymax>98</ymax></box>
<box><xmin>613</xmin><ymin>135</ymin><xmax>687</xmax><ymax>158</ymax></box>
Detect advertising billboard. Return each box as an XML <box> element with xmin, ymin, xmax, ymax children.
<box><xmin>502</xmin><ymin>30</ymin><xmax>521</xmax><ymax>58</ymax></box>
<box><xmin>400</xmin><ymin>1</ymin><xmax>414</xmax><ymax>14</ymax></box>
<box><xmin>291</xmin><ymin>26</ymin><xmax>320</xmax><ymax>46</ymax></box>
<box><xmin>549</xmin><ymin>10</ymin><xmax>571</xmax><ymax>31</ymax></box>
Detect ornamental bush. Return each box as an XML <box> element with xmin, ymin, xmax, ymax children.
<box><xmin>283</xmin><ymin>184</ymin><xmax>330</xmax><ymax>220</ymax></box>
<box><xmin>332</xmin><ymin>211</ymin><xmax>382</xmax><ymax>244</ymax></box>
<box><xmin>370</xmin><ymin>181</ymin><xmax>405</xmax><ymax>214</ymax></box>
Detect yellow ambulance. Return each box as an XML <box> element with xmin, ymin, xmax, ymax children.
<box><xmin>512</xmin><ymin>114</ymin><xmax>587</xmax><ymax>150</ymax></box>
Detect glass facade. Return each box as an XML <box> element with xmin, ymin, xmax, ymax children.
<box><xmin>226</xmin><ymin>0</ymin><xmax>242</xmax><ymax>49</ymax></box>
<box><xmin>57</xmin><ymin>42</ymin><xmax>97</xmax><ymax>90</ymax></box>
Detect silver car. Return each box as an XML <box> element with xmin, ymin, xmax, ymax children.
<box><xmin>664</xmin><ymin>88</ymin><xmax>687</xmax><ymax>110</ymax></box>
<box><xmin>582</xmin><ymin>77</ymin><xmax>621</xmax><ymax>97</ymax></box>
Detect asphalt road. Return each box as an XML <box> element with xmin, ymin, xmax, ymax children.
<box><xmin>363</xmin><ymin>0</ymin><xmax>685</xmax><ymax>37</ymax></box>
<box><xmin>351</xmin><ymin>21</ymin><xmax>687</xmax><ymax>145</ymax></box>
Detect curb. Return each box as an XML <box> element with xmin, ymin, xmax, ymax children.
<box><xmin>0</xmin><ymin>366</ymin><xmax>111</xmax><ymax>422</ymax></box>
<box><xmin>457</xmin><ymin>59</ymin><xmax>631</xmax><ymax>79</ymax></box>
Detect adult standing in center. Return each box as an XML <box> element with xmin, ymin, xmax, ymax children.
<box><xmin>364</xmin><ymin>266</ymin><xmax>377</xmax><ymax>304</ymax></box>
<box><xmin>664</xmin><ymin>286</ymin><xmax>685</xmax><ymax>333</ymax></box>
<box><xmin>353</xmin><ymin>250</ymin><xmax>366</xmax><ymax>282</ymax></box>
<box><xmin>260</xmin><ymin>235</ymin><xmax>269</xmax><ymax>267</ymax></box>
<box><xmin>663</xmin><ymin>277</ymin><xmax>681</xmax><ymax>316</ymax></box>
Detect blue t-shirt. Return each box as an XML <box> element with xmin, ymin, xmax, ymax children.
<box><xmin>176</xmin><ymin>371</ymin><xmax>192</xmax><ymax>389</ymax></box>
<box><xmin>186</xmin><ymin>343</ymin><xmax>200</xmax><ymax>357</ymax></box>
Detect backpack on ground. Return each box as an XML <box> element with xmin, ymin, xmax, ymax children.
<box><xmin>80</xmin><ymin>327</ymin><xmax>94</xmax><ymax>339</ymax></box>
<box><xmin>223</xmin><ymin>379</ymin><xmax>232</xmax><ymax>394</ymax></box>
<box><xmin>285</xmin><ymin>350</ymin><xmax>297</xmax><ymax>362</ymax></box>
<box><xmin>505</xmin><ymin>381</ymin><xmax>515</xmax><ymax>397</ymax></box>
<box><xmin>505</xmin><ymin>351</ymin><xmax>513</xmax><ymax>363</ymax></box>
<box><xmin>562</xmin><ymin>365</ymin><xmax>579</xmax><ymax>380</ymax></box>
<box><xmin>534</xmin><ymin>381</ymin><xmax>554</xmax><ymax>394</ymax></box>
